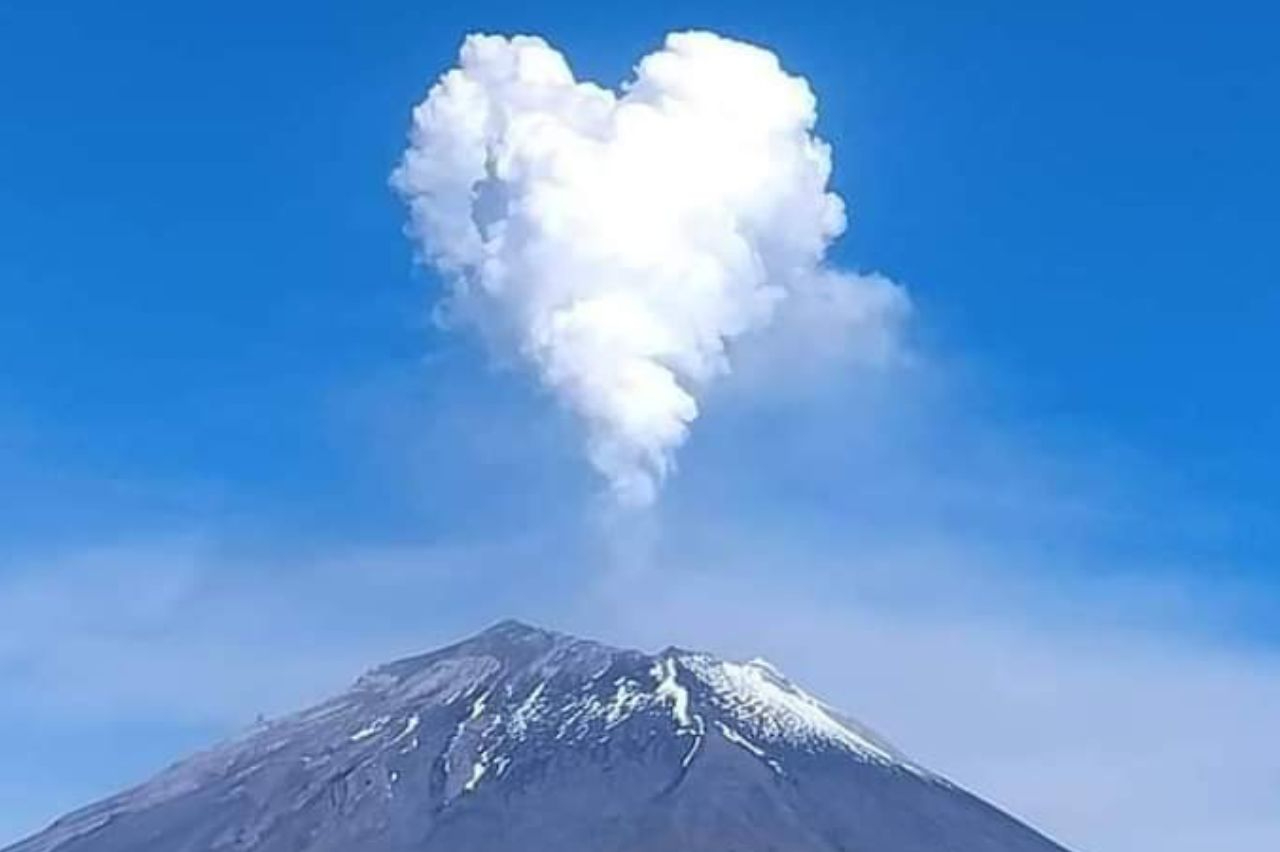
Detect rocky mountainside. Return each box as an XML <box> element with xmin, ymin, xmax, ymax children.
<box><xmin>6</xmin><ymin>620</ymin><xmax>1070</xmax><ymax>852</ymax></box>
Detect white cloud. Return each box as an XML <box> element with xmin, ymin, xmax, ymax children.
<box><xmin>393</xmin><ymin>31</ymin><xmax>907</xmax><ymax>506</ymax></box>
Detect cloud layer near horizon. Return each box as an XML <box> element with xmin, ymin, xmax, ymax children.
<box><xmin>394</xmin><ymin>31</ymin><xmax>907</xmax><ymax>505</ymax></box>
<box><xmin>3</xmin><ymin>528</ymin><xmax>1276</xmax><ymax>852</ymax></box>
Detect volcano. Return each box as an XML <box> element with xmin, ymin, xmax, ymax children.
<box><xmin>7</xmin><ymin>620</ymin><xmax>1070</xmax><ymax>852</ymax></box>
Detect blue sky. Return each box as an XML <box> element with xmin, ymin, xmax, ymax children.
<box><xmin>1</xmin><ymin>1</ymin><xmax>1277</xmax><ymax>849</ymax></box>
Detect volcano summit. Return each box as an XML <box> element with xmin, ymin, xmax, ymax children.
<box><xmin>7</xmin><ymin>621</ymin><xmax>1069</xmax><ymax>852</ymax></box>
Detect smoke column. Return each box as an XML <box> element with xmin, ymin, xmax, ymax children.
<box><xmin>394</xmin><ymin>31</ymin><xmax>908</xmax><ymax>506</ymax></box>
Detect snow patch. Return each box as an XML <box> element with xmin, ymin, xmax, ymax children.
<box><xmin>348</xmin><ymin>716</ymin><xmax>390</xmax><ymax>742</ymax></box>
<box><xmin>508</xmin><ymin>681</ymin><xmax>547</xmax><ymax>739</ymax></box>
<box><xmin>716</xmin><ymin>720</ymin><xmax>783</xmax><ymax>775</ymax></box>
<box><xmin>651</xmin><ymin>658</ymin><xmax>693</xmax><ymax>729</ymax></box>
<box><xmin>463</xmin><ymin>760</ymin><xmax>487</xmax><ymax>792</ymax></box>
<box><xmin>682</xmin><ymin>655</ymin><xmax>920</xmax><ymax>773</ymax></box>
<box><xmin>391</xmin><ymin>714</ymin><xmax>420</xmax><ymax>745</ymax></box>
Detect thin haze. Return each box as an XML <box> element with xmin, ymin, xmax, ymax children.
<box><xmin>394</xmin><ymin>32</ymin><xmax>907</xmax><ymax>506</ymax></box>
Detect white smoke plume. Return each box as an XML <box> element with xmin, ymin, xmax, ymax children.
<box><xmin>393</xmin><ymin>31</ymin><xmax>908</xmax><ymax>506</ymax></box>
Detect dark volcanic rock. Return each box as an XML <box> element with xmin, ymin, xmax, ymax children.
<box><xmin>6</xmin><ymin>620</ymin><xmax>1071</xmax><ymax>852</ymax></box>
